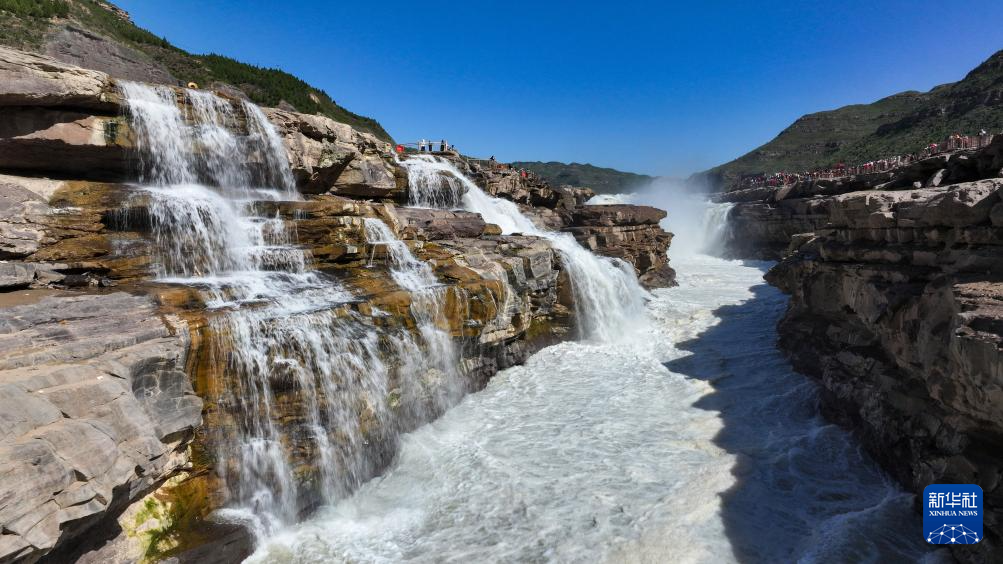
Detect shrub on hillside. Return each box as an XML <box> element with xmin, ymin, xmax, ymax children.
<box><xmin>0</xmin><ymin>0</ymin><xmax>69</xmax><ymax>19</ymax></box>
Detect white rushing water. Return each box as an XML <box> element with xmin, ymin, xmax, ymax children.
<box><xmin>247</xmin><ymin>194</ymin><xmax>941</xmax><ymax>563</ymax></box>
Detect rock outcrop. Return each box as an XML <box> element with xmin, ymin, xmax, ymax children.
<box><xmin>262</xmin><ymin>108</ymin><xmax>400</xmax><ymax>198</ymax></box>
<box><xmin>0</xmin><ymin>291</ymin><xmax>200</xmax><ymax>563</ymax></box>
<box><xmin>0</xmin><ymin>47</ymin><xmax>400</xmax><ymax>195</ymax></box>
<box><xmin>561</xmin><ymin>204</ymin><xmax>676</xmax><ymax>288</ymax></box>
<box><xmin>721</xmin><ymin>139</ymin><xmax>1003</xmax><ymax>562</ymax></box>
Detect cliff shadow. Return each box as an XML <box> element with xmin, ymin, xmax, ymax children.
<box><xmin>663</xmin><ymin>277</ymin><xmax>935</xmax><ymax>562</ymax></box>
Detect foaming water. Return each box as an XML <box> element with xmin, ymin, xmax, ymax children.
<box><xmin>247</xmin><ymin>255</ymin><xmax>941</xmax><ymax>563</ymax></box>
<box><xmin>586</xmin><ymin>185</ymin><xmax>733</xmax><ymax>258</ymax></box>
<box><xmin>402</xmin><ymin>154</ymin><xmax>649</xmax><ymax>342</ymax></box>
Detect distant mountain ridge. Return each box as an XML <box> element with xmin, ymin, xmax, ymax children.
<box><xmin>699</xmin><ymin>48</ymin><xmax>1003</xmax><ymax>190</ymax></box>
<box><xmin>511</xmin><ymin>161</ymin><xmax>654</xmax><ymax>194</ymax></box>
<box><xmin>0</xmin><ymin>0</ymin><xmax>393</xmax><ymax>141</ymax></box>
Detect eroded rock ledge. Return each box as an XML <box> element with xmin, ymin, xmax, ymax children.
<box><xmin>0</xmin><ymin>46</ymin><xmax>673</xmax><ymax>562</ymax></box>
<box><xmin>0</xmin><ymin>292</ymin><xmax>200</xmax><ymax>563</ymax></box>
<box><xmin>718</xmin><ymin>137</ymin><xmax>1003</xmax><ymax>260</ymax></box>
<box><xmin>722</xmin><ymin>140</ymin><xmax>1003</xmax><ymax>562</ymax></box>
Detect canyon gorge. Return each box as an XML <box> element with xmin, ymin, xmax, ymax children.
<box><xmin>1</xmin><ymin>3</ymin><xmax>1002</xmax><ymax>562</ymax></box>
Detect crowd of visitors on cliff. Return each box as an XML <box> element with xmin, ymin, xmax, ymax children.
<box><xmin>739</xmin><ymin>131</ymin><xmax>996</xmax><ymax>190</ymax></box>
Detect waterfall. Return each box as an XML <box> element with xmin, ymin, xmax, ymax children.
<box><xmin>402</xmin><ymin>154</ymin><xmax>649</xmax><ymax>342</ymax></box>
<box><xmin>121</xmin><ymin>82</ymin><xmax>296</xmax><ymax>196</ymax></box>
<box><xmin>652</xmin><ymin>196</ymin><xmax>734</xmax><ymax>259</ymax></box>
<box><xmin>397</xmin><ymin>156</ymin><xmax>465</xmax><ymax>208</ymax></box>
<box><xmin>119</xmin><ymin>82</ymin><xmax>462</xmax><ymax>537</ymax></box>
<box><xmin>584</xmin><ymin>180</ymin><xmax>735</xmax><ymax>259</ymax></box>
<box><xmin>363</xmin><ymin>218</ymin><xmax>464</xmax><ymax>406</ymax></box>
<box><xmin>701</xmin><ymin>202</ymin><xmax>735</xmax><ymax>256</ymax></box>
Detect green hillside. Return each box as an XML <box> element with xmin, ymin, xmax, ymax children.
<box><xmin>0</xmin><ymin>0</ymin><xmax>393</xmax><ymax>142</ymax></box>
<box><xmin>511</xmin><ymin>161</ymin><xmax>653</xmax><ymax>194</ymax></box>
<box><xmin>700</xmin><ymin>49</ymin><xmax>1003</xmax><ymax>190</ymax></box>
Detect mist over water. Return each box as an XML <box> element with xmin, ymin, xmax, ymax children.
<box><xmin>248</xmin><ymin>179</ymin><xmax>941</xmax><ymax>562</ymax></box>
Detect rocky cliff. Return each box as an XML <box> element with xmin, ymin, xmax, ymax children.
<box><xmin>0</xmin><ymin>47</ymin><xmax>673</xmax><ymax>563</ymax></box>
<box><xmin>719</xmin><ymin>139</ymin><xmax>1003</xmax><ymax>562</ymax></box>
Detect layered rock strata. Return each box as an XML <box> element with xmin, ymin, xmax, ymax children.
<box><xmin>0</xmin><ymin>292</ymin><xmax>200</xmax><ymax>563</ymax></box>
<box><xmin>717</xmin><ymin>138</ymin><xmax>1003</xmax><ymax>260</ymax></box>
<box><xmin>560</xmin><ymin>204</ymin><xmax>676</xmax><ymax>288</ymax></box>
<box><xmin>721</xmin><ymin>140</ymin><xmax>1003</xmax><ymax>562</ymax></box>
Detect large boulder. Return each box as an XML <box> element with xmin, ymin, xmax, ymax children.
<box><xmin>562</xmin><ymin>204</ymin><xmax>666</xmax><ymax>227</ymax></box>
<box><xmin>0</xmin><ymin>46</ymin><xmax>117</xmax><ymax>111</ymax></box>
<box><xmin>392</xmin><ymin>208</ymin><xmax>488</xmax><ymax>240</ymax></box>
<box><xmin>0</xmin><ymin>292</ymin><xmax>201</xmax><ymax>563</ymax></box>
<box><xmin>263</xmin><ymin>108</ymin><xmax>400</xmax><ymax>199</ymax></box>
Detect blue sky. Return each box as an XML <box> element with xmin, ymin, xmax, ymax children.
<box><xmin>117</xmin><ymin>0</ymin><xmax>1003</xmax><ymax>177</ymax></box>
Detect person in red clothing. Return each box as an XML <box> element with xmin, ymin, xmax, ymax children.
<box><xmin>395</xmin><ymin>144</ymin><xmax>405</xmax><ymax>155</ymax></box>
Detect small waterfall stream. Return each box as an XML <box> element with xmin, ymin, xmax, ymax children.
<box><xmin>400</xmin><ymin>154</ymin><xmax>649</xmax><ymax>342</ymax></box>
<box><xmin>362</xmin><ymin>218</ymin><xmax>465</xmax><ymax>408</ymax></box>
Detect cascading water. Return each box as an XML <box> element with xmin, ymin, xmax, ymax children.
<box><xmin>397</xmin><ymin>156</ymin><xmax>465</xmax><ymax>208</ymax></box>
<box><xmin>700</xmin><ymin>202</ymin><xmax>735</xmax><ymax>256</ymax></box>
<box><xmin>247</xmin><ymin>195</ymin><xmax>937</xmax><ymax>564</ymax></box>
<box><xmin>401</xmin><ymin>154</ymin><xmax>649</xmax><ymax>342</ymax></box>
<box><xmin>119</xmin><ymin>84</ymin><xmax>930</xmax><ymax>563</ymax></box>
<box><xmin>119</xmin><ymin>82</ymin><xmax>463</xmax><ymax>536</ymax></box>
<box><xmin>362</xmin><ymin>218</ymin><xmax>464</xmax><ymax>409</ymax></box>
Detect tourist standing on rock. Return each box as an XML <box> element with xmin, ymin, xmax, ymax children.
<box><xmin>419</xmin><ymin>139</ymin><xmax>427</xmax><ymax>152</ymax></box>
<box><xmin>440</xmin><ymin>139</ymin><xmax>446</xmax><ymax>152</ymax></box>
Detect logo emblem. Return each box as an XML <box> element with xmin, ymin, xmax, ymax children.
<box><xmin>923</xmin><ymin>484</ymin><xmax>983</xmax><ymax>544</ymax></box>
